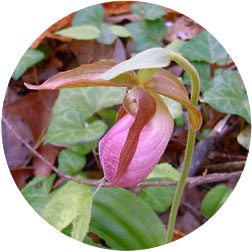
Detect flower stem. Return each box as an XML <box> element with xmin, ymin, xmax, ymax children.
<box><xmin>165</xmin><ymin>51</ymin><xmax>200</xmax><ymax>243</ymax></box>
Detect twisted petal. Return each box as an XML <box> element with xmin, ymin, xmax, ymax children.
<box><xmin>99</xmin><ymin>91</ymin><xmax>174</xmax><ymax>187</ymax></box>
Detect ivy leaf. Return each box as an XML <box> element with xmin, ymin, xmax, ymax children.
<box><xmin>237</xmin><ymin>126</ymin><xmax>251</xmax><ymax>150</ymax></box>
<box><xmin>72</xmin><ymin>4</ymin><xmax>104</xmax><ymax>28</ymax></box>
<box><xmin>183</xmin><ymin>62</ymin><xmax>212</xmax><ymax>92</ymax></box>
<box><xmin>45</xmin><ymin>86</ymin><xmax>126</xmax><ymax>145</ymax></box>
<box><xmin>131</xmin><ymin>3</ymin><xmax>166</xmax><ymax>20</ymax></box>
<box><xmin>201</xmin><ymin>185</ymin><xmax>232</xmax><ymax>218</ymax></box>
<box><xmin>180</xmin><ymin>30</ymin><xmax>230</xmax><ymax>65</ymax></box>
<box><xmin>161</xmin><ymin>95</ymin><xmax>183</xmax><ymax>119</ymax></box>
<box><xmin>89</xmin><ymin>187</ymin><xmax>166</xmax><ymax>250</ymax></box>
<box><xmin>12</xmin><ymin>49</ymin><xmax>45</xmax><ymax>80</ymax></box>
<box><xmin>97</xmin><ymin>23</ymin><xmax>117</xmax><ymax>45</ymax></box>
<box><xmin>55</xmin><ymin>25</ymin><xmax>100</xmax><ymax>40</ymax></box>
<box><xmin>21</xmin><ymin>175</ymin><xmax>56</xmax><ymax>216</ymax></box>
<box><xmin>125</xmin><ymin>19</ymin><xmax>167</xmax><ymax>52</ymax></box>
<box><xmin>97</xmin><ymin>109</ymin><xmax>117</xmax><ymax>127</ymax></box>
<box><xmin>109</xmin><ymin>25</ymin><xmax>131</xmax><ymax>38</ymax></box>
<box><xmin>43</xmin><ymin>180</ymin><xmax>93</xmax><ymax>242</ymax></box>
<box><xmin>165</xmin><ymin>39</ymin><xmax>185</xmax><ymax>53</ymax></box>
<box><xmin>138</xmin><ymin>163</ymin><xmax>180</xmax><ymax>212</ymax></box>
<box><xmin>58</xmin><ymin>149</ymin><xmax>87</xmax><ymax>175</ymax></box>
<box><xmin>202</xmin><ymin>70</ymin><xmax>250</xmax><ymax>123</ymax></box>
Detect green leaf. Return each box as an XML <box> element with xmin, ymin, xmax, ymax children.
<box><xmin>202</xmin><ymin>70</ymin><xmax>250</xmax><ymax>123</ymax></box>
<box><xmin>131</xmin><ymin>3</ymin><xmax>166</xmax><ymax>20</ymax></box>
<box><xmin>180</xmin><ymin>30</ymin><xmax>230</xmax><ymax>65</ymax></box>
<box><xmin>69</xmin><ymin>143</ymin><xmax>93</xmax><ymax>156</ymax></box>
<box><xmin>201</xmin><ymin>185</ymin><xmax>232</xmax><ymax>218</ymax></box>
<box><xmin>45</xmin><ymin>86</ymin><xmax>126</xmax><ymax>145</ymax></box>
<box><xmin>72</xmin><ymin>4</ymin><xmax>104</xmax><ymax>28</ymax></box>
<box><xmin>125</xmin><ymin>19</ymin><xmax>167</xmax><ymax>52</ymax></box>
<box><xmin>58</xmin><ymin>149</ymin><xmax>86</xmax><ymax>175</ymax></box>
<box><xmin>165</xmin><ymin>39</ymin><xmax>185</xmax><ymax>53</ymax></box>
<box><xmin>55</xmin><ymin>25</ymin><xmax>100</xmax><ymax>40</ymax></box>
<box><xmin>45</xmin><ymin>109</ymin><xmax>107</xmax><ymax>145</ymax></box>
<box><xmin>138</xmin><ymin>163</ymin><xmax>180</xmax><ymax>212</ymax></box>
<box><xmin>21</xmin><ymin>175</ymin><xmax>56</xmax><ymax>216</ymax></box>
<box><xmin>97</xmin><ymin>109</ymin><xmax>117</xmax><ymax>127</ymax></box>
<box><xmin>237</xmin><ymin>125</ymin><xmax>251</xmax><ymax>150</ymax></box>
<box><xmin>109</xmin><ymin>25</ymin><xmax>131</xmax><ymax>37</ymax></box>
<box><xmin>43</xmin><ymin>181</ymin><xmax>93</xmax><ymax>242</ymax></box>
<box><xmin>161</xmin><ymin>95</ymin><xmax>183</xmax><ymax>119</ymax></box>
<box><xmin>99</xmin><ymin>47</ymin><xmax>170</xmax><ymax>80</ymax></box>
<box><xmin>183</xmin><ymin>62</ymin><xmax>212</xmax><ymax>92</ymax></box>
<box><xmin>12</xmin><ymin>49</ymin><xmax>45</xmax><ymax>80</ymax></box>
<box><xmin>97</xmin><ymin>23</ymin><xmax>117</xmax><ymax>45</ymax></box>
<box><xmin>89</xmin><ymin>187</ymin><xmax>166</xmax><ymax>250</ymax></box>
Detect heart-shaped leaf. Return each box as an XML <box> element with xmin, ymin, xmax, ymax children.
<box><xmin>89</xmin><ymin>187</ymin><xmax>166</xmax><ymax>250</ymax></box>
<box><xmin>109</xmin><ymin>25</ymin><xmax>131</xmax><ymax>38</ymax></box>
<box><xmin>55</xmin><ymin>25</ymin><xmax>100</xmax><ymax>40</ymax></box>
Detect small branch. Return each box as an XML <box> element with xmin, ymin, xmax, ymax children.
<box><xmin>2</xmin><ymin>115</ymin><xmax>242</xmax><ymax>188</ymax></box>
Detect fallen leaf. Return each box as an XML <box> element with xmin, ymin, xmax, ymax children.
<box><xmin>165</xmin><ymin>16</ymin><xmax>203</xmax><ymax>42</ymax></box>
<box><xmin>10</xmin><ymin>167</ymin><xmax>34</xmax><ymax>189</ymax></box>
<box><xmin>102</xmin><ymin>1</ymin><xmax>135</xmax><ymax>16</ymax></box>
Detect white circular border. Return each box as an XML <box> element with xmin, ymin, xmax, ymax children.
<box><xmin>0</xmin><ymin>1</ymin><xmax>251</xmax><ymax>252</ymax></box>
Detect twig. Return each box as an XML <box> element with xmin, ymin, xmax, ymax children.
<box><xmin>2</xmin><ymin>115</ymin><xmax>243</xmax><ymax>188</ymax></box>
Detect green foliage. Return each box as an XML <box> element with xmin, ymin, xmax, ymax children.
<box><xmin>97</xmin><ymin>23</ymin><xmax>117</xmax><ymax>45</ymax></box>
<box><xmin>161</xmin><ymin>95</ymin><xmax>183</xmax><ymax>119</ymax></box>
<box><xmin>97</xmin><ymin>109</ymin><xmax>117</xmax><ymax>127</ymax></box>
<box><xmin>89</xmin><ymin>187</ymin><xmax>166</xmax><ymax>250</ymax></box>
<box><xmin>166</xmin><ymin>39</ymin><xmax>185</xmax><ymax>53</ymax></box>
<box><xmin>138</xmin><ymin>163</ymin><xmax>180</xmax><ymax>212</ymax></box>
<box><xmin>109</xmin><ymin>25</ymin><xmax>131</xmax><ymax>38</ymax></box>
<box><xmin>237</xmin><ymin>126</ymin><xmax>251</xmax><ymax>150</ymax></box>
<box><xmin>202</xmin><ymin>70</ymin><xmax>250</xmax><ymax>123</ymax></box>
<box><xmin>21</xmin><ymin>175</ymin><xmax>56</xmax><ymax>216</ymax></box>
<box><xmin>55</xmin><ymin>25</ymin><xmax>100</xmax><ymax>40</ymax></box>
<box><xmin>43</xmin><ymin>180</ymin><xmax>93</xmax><ymax>242</ymax></box>
<box><xmin>45</xmin><ymin>86</ymin><xmax>126</xmax><ymax>145</ymax></box>
<box><xmin>12</xmin><ymin>49</ymin><xmax>45</xmax><ymax>80</ymax></box>
<box><xmin>196</xmin><ymin>128</ymin><xmax>211</xmax><ymax>141</ymax></box>
<box><xmin>125</xmin><ymin>19</ymin><xmax>167</xmax><ymax>52</ymax></box>
<box><xmin>180</xmin><ymin>30</ymin><xmax>230</xmax><ymax>65</ymax></box>
<box><xmin>58</xmin><ymin>149</ymin><xmax>87</xmax><ymax>175</ymax></box>
<box><xmin>201</xmin><ymin>185</ymin><xmax>232</xmax><ymax>218</ymax></box>
<box><xmin>183</xmin><ymin>62</ymin><xmax>212</xmax><ymax>92</ymax></box>
<box><xmin>131</xmin><ymin>3</ymin><xmax>166</xmax><ymax>20</ymax></box>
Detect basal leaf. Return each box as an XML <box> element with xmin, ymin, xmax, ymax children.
<box><xmin>139</xmin><ymin>163</ymin><xmax>180</xmax><ymax>212</ymax></box>
<box><xmin>98</xmin><ymin>48</ymin><xmax>170</xmax><ymax>80</ymax></box>
<box><xmin>72</xmin><ymin>4</ymin><xmax>104</xmax><ymax>28</ymax></box>
<box><xmin>109</xmin><ymin>25</ymin><xmax>131</xmax><ymax>38</ymax></box>
<box><xmin>180</xmin><ymin>30</ymin><xmax>230</xmax><ymax>65</ymax></box>
<box><xmin>43</xmin><ymin>180</ymin><xmax>93</xmax><ymax>242</ymax></box>
<box><xmin>165</xmin><ymin>39</ymin><xmax>185</xmax><ymax>53</ymax></box>
<box><xmin>21</xmin><ymin>175</ymin><xmax>56</xmax><ymax>216</ymax></box>
<box><xmin>131</xmin><ymin>3</ymin><xmax>166</xmax><ymax>20</ymax></box>
<box><xmin>97</xmin><ymin>23</ymin><xmax>117</xmax><ymax>45</ymax></box>
<box><xmin>89</xmin><ymin>187</ymin><xmax>166</xmax><ymax>250</ymax></box>
<box><xmin>55</xmin><ymin>25</ymin><xmax>100</xmax><ymax>40</ymax></box>
<box><xmin>97</xmin><ymin>109</ymin><xmax>117</xmax><ymax>127</ymax></box>
<box><xmin>58</xmin><ymin>149</ymin><xmax>87</xmax><ymax>175</ymax></box>
<box><xmin>202</xmin><ymin>69</ymin><xmax>250</xmax><ymax>123</ymax></box>
<box><xmin>183</xmin><ymin>62</ymin><xmax>212</xmax><ymax>92</ymax></box>
<box><xmin>201</xmin><ymin>184</ymin><xmax>232</xmax><ymax>218</ymax></box>
<box><xmin>125</xmin><ymin>19</ymin><xmax>167</xmax><ymax>52</ymax></box>
<box><xmin>12</xmin><ymin>49</ymin><xmax>45</xmax><ymax>80</ymax></box>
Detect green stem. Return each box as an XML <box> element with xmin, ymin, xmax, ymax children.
<box><xmin>165</xmin><ymin>51</ymin><xmax>200</xmax><ymax>243</ymax></box>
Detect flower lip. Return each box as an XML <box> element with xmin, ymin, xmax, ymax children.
<box><xmin>99</xmin><ymin>88</ymin><xmax>174</xmax><ymax>187</ymax></box>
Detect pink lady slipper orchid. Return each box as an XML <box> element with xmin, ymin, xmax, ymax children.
<box><xmin>25</xmin><ymin>48</ymin><xmax>202</xmax><ymax>187</ymax></box>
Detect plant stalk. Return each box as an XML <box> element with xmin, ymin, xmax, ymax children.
<box><xmin>165</xmin><ymin>51</ymin><xmax>200</xmax><ymax>243</ymax></box>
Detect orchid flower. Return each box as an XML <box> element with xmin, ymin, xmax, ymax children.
<box><xmin>25</xmin><ymin>48</ymin><xmax>202</xmax><ymax>187</ymax></box>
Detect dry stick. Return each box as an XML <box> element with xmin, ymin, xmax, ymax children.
<box><xmin>2</xmin><ymin>115</ymin><xmax>242</xmax><ymax>188</ymax></box>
